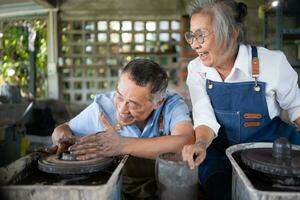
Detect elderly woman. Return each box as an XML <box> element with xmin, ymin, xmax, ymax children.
<box><xmin>181</xmin><ymin>0</ymin><xmax>300</xmax><ymax>199</ymax></box>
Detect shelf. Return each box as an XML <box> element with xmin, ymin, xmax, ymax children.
<box><xmin>282</xmin><ymin>28</ymin><xmax>300</xmax><ymax>40</ymax></box>
<box><xmin>290</xmin><ymin>61</ymin><xmax>300</xmax><ymax>68</ymax></box>
<box><xmin>120</xmin><ymin>52</ymin><xmax>179</xmax><ymax>56</ymax></box>
<box><xmin>263</xmin><ymin>0</ymin><xmax>299</xmax><ymax>67</ymax></box>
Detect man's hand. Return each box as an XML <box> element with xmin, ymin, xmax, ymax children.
<box><xmin>69</xmin><ymin>113</ymin><xmax>123</xmax><ymax>160</ymax></box>
<box><xmin>182</xmin><ymin>141</ymin><xmax>207</xmax><ymax>169</ymax></box>
<box><xmin>57</xmin><ymin>136</ymin><xmax>77</xmax><ymax>155</ymax></box>
<box><xmin>50</xmin><ymin>123</ymin><xmax>76</xmax><ymax>155</ymax></box>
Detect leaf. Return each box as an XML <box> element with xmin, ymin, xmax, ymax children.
<box><xmin>1</xmin><ymin>20</ymin><xmax>47</xmax><ymax>97</ymax></box>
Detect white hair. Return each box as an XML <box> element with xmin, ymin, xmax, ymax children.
<box><xmin>187</xmin><ymin>0</ymin><xmax>247</xmax><ymax>49</ymax></box>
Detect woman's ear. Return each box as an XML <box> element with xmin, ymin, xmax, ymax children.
<box><xmin>235</xmin><ymin>28</ymin><xmax>240</xmax><ymax>39</ymax></box>
<box><xmin>153</xmin><ymin>98</ymin><xmax>165</xmax><ymax>109</ymax></box>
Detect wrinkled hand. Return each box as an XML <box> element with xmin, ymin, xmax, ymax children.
<box><xmin>51</xmin><ymin>123</ymin><xmax>76</xmax><ymax>155</ymax></box>
<box><xmin>51</xmin><ymin>124</ymin><xmax>73</xmax><ymax>146</ymax></box>
<box><xmin>43</xmin><ymin>136</ymin><xmax>76</xmax><ymax>156</ymax></box>
<box><xmin>56</xmin><ymin>136</ymin><xmax>77</xmax><ymax>155</ymax></box>
<box><xmin>69</xmin><ymin>113</ymin><xmax>122</xmax><ymax>160</ymax></box>
<box><xmin>182</xmin><ymin>141</ymin><xmax>207</xmax><ymax>169</ymax></box>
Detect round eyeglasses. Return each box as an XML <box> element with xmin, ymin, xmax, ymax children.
<box><xmin>184</xmin><ymin>29</ymin><xmax>210</xmax><ymax>45</ymax></box>
<box><xmin>115</xmin><ymin>90</ymin><xmax>153</xmax><ymax>111</ymax></box>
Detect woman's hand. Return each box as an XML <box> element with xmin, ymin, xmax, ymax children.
<box><xmin>182</xmin><ymin>141</ymin><xmax>207</xmax><ymax>169</ymax></box>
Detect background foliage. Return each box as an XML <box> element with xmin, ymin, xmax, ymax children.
<box><xmin>0</xmin><ymin>20</ymin><xmax>47</xmax><ymax>98</ymax></box>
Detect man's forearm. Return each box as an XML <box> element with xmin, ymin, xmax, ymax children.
<box><xmin>120</xmin><ymin>134</ymin><xmax>193</xmax><ymax>159</ymax></box>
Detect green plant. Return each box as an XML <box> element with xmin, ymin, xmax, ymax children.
<box><xmin>0</xmin><ymin>20</ymin><xmax>47</xmax><ymax>98</ymax></box>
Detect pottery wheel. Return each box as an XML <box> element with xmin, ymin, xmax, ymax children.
<box><xmin>241</xmin><ymin>148</ymin><xmax>300</xmax><ymax>177</ymax></box>
<box><xmin>38</xmin><ymin>155</ymin><xmax>114</xmax><ymax>174</ymax></box>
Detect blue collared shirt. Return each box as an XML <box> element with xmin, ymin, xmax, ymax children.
<box><xmin>69</xmin><ymin>91</ymin><xmax>191</xmax><ymax>138</ymax></box>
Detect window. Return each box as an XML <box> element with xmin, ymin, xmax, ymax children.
<box><xmin>59</xmin><ymin>19</ymin><xmax>181</xmax><ymax>103</ymax></box>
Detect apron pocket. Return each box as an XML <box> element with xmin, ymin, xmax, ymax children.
<box><xmin>215</xmin><ymin>109</ymin><xmax>241</xmax><ymax>143</ymax></box>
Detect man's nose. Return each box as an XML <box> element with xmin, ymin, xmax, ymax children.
<box><xmin>118</xmin><ymin>101</ymin><xmax>129</xmax><ymax>113</ymax></box>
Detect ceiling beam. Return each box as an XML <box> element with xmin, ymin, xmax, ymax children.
<box><xmin>33</xmin><ymin>0</ymin><xmax>56</xmax><ymax>8</ymax></box>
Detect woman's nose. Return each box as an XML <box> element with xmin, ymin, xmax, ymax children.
<box><xmin>191</xmin><ymin>40</ymin><xmax>201</xmax><ymax>50</ymax></box>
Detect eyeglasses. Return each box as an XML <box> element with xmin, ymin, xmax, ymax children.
<box><xmin>184</xmin><ymin>29</ymin><xmax>210</xmax><ymax>45</ymax></box>
<box><xmin>115</xmin><ymin>91</ymin><xmax>152</xmax><ymax>111</ymax></box>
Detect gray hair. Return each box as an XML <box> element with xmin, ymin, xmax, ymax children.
<box><xmin>187</xmin><ymin>0</ymin><xmax>247</xmax><ymax>49</ymax></box>
<box><xmin>121</xmin><ymin>58</ymin><xmax>168</xmax><ymax>103</ymax></box>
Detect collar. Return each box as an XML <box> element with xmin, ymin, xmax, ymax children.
<box><xmin>232</xmin><ymin>43</ymin><xmax>252</xmax><ymax>78</ymax></box>
<box><xmin>194</xmin><ymin>43</ymin><xmax>252</xmax><ymax>80</ymax></box>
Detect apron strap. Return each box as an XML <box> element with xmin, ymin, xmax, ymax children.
<box><xmin>251</xmin><ymin>46</ymin><xmax>261</xmax><ymax>92</ymax></box>
<box><xmin>122</xmin><ymin>96</ymin><xmax>168</xmax><ymax>199</ymax></box>
<box><xmin>158</xmin><ymin>97</ymin><xmax>168</xmax><ymax>135</ymax></box>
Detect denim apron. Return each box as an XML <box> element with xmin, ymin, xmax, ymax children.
<box><xmin>122</xmin><ymin>100</ymin><xmax>166</xmax><ymax>200</ymax></box>
<box><xmin>198</xmin><ymin>46</ymin><xmax>300</xmax><ymax>199</ymax></box>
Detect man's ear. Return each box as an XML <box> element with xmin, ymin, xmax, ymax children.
<box><xmin>153</xmin><ymin>98</ymin><xmax>165</xmax><ymax>109</ymax></box>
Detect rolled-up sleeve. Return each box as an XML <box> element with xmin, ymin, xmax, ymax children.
<box><xmin>187</xmin><ymin>61</ymin><xmax>220</xmax><ymax>137</ymax></box>
<box><xmin>69</xmin><ymin>101</ymin><xmax>104</xmax><ymax>136</ymax></box>
<box><xmin>165</xmin><ymin>95</ymin><xmax>191</xmax><ymax>132</ymax></box>
<box><xmin>275</xmin><ymin>53</ymin><xmax>300</xmax><ymax>122</ymax></box>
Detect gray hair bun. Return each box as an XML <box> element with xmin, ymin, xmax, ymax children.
<box><xmin>235</xmin><ymin>2</ymin><xmax>248</xmax><ymax>23</ymax></box>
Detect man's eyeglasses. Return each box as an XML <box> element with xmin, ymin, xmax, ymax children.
<box><xmin>184</xmin><ymin>29</ymin><xmax>210</xmax><ymax>45</ymax></box>
<box><xmin>115</xmin><ymin>91</ymin><xmax>152</xmax><ymax>111</ymax></box>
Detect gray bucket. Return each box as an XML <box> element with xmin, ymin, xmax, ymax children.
<box><xmin>156</xmin><ymin>152</ymin><xmax>199</xmax><ymax>200</ymax></box>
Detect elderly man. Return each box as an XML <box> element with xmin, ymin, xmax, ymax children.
<box><xmin>52</xmin><ymin>58</ymin><xmax>194</xmax><ymax>199</ymax></box>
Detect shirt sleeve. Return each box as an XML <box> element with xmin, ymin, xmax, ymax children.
<box><xmin>164</xmin><ymin>94</ymin><xmax>191</xmax><ymax>134</ymax></box>
<box><xmin>69</xmin><ymin>101</ymin><xmax>105</xmax><ymax>136</ymax></box>
<box><xmin>275</xmin><ymin>53</ymin><xmax>300</xmax><ymax>122</ymax></box>
<box><xmin>186</xmin><ymin>61</ymin><xmax>220</xmax><ymax>137</ymax></box>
